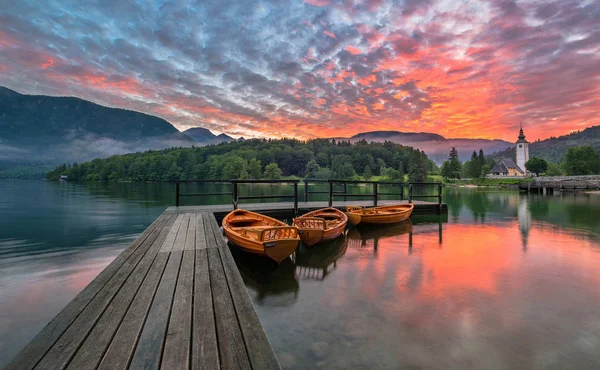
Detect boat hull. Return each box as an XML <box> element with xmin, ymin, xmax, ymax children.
<box><xmin>223</xmin><ymin>209</ymin><xmax>300</xmax><ymax>263</ymax></box>
<box><xmin>293</xmin><ymin>208</ymin><xmax>348</xmax><ymax>246</ymax></box>
<box><xmin>346</xmin><ymin>204</ymin><xmax>414</xmax><ymax>225</ymax></box>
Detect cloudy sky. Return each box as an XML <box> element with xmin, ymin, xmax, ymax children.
<box><xmin>1</xmin><ymin>0</ymin><xmax>598</xmax><ymax>141</ymax></box>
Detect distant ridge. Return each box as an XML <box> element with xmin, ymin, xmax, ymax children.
<box><xmin>183</xmin><ymin>127</ymin><xmax>235</xmax><ymax>144</ymax></box>
<box><xmin>0</xmin><ymin>86</ymin><xmax>194</xmax><ymax>175</ymax></box>
<box><xmin>336</xmin><ymin>130</ymin><xmax>513</xmax><ymax>163</ymax></box>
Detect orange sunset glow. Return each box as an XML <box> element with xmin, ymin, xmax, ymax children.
<box><xmin>0</xmin><ymin>0</ymin><xmax>598</xmax><ymax>141</ymax></box>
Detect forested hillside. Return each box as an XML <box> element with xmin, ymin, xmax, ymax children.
<box><xmin>46</xmin><ymin>138</ymin><xmax>433</xmax><ymax>182</ymax></box>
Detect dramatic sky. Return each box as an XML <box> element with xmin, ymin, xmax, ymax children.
<box><xmin>1</xmin><ymin>0</ymin><xmax>599</xmax><ymax>141</ymax></box>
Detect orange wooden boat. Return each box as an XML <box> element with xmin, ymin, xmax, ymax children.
<box><xmin>292</xmin><ymin>207</ymin><xmax>348</xmax><ymax>246</ymax></box>
<box><xmin>345</xmin><ymin>204</ymin><xmax>414</xmax><ymax>226</ymax></box>
<box><xmin>222</xmin><ymin>209</ymin><xmax>299</xmax><ymax>263</ymax></box>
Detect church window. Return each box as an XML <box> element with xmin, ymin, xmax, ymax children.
<box><xmin>519</xmin><ymin>144</ymin><xmax>522</xmax><ymax>148</ymax></box>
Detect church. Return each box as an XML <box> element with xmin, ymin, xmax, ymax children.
<box><xmin>489</xmin><ymin>124</ymin><xmax>529</xmax><ymax>177</ymax></box>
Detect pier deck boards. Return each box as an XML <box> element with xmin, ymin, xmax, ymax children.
<box><xmin>6</xmin><ymin>211</ymin><xmax>280</xmax><ymax>370</ymax></box>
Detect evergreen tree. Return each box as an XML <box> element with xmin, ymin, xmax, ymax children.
<box><xmin>441</xmin><ymin>147</ymin><xmax>462</xmax><ymax>179</ymax></box>
<box><xmin>408</xmin><ymin>153</ymin><xmax>429</xmax><ymax>182</ymax></box>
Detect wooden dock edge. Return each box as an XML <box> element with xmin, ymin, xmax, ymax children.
<box><xmin>6</xmin><ymin>212</ymin><xmax>280</xmax><ymax>370</ymax></box>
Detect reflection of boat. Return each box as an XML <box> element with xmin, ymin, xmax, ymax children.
<box><xmin>345</xmin><ymin>204</ymin><xmax>414</xmax><ymax>225</ymax></box>
<box><xmin>293</xmin><ymin>207</ymin><xmax>348</xmax><ymax>246</ymax></box>
<box><xmin>229</xmin><ymin>246</ymin><xmax>299</xmax><ymax>305</ymax></box>
<box><xmin>222</xmin><ymin>209</ymin><xmax>299</xmax><ymax>263</ymax></box>
<box><xmin>347</xmin><ymin>221</ymin><xmax>412</xmax><ymax>250</ymax></box>
<box><xmin>294</xmin><ymin>235</ymin><xmax>348</xmax><ymax>280</ymax></box>
<box><xmin>348</xmin><ymin>220</ymin><xmax>413</xmax><ymax>240</ymax></box>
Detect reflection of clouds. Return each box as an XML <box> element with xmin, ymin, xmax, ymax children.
<box><xmin>256</xmin><ymin>217</ymin><xmax>600</xmax><ymax>369</ymax></box>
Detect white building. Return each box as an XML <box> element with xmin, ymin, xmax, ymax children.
<box><xmin>516</xmin><ymin>123</ymin><xmax>529</xmax><ymax>173</ymax></box>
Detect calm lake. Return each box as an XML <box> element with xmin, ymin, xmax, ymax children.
<box><xmin>1</xmin><ymin>180</ymin><xmax>600</xmax><ymax>368</ymax></box>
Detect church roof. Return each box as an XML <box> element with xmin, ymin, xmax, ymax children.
<box><xmin>516</xmin><ymin>124</ymin><xmax>528</xmax><ymax>143</ymax></box>
<box><xmin>491</xmin><ymin>157</ymin><xmax>524</xmax><ymax>174</ymax></box>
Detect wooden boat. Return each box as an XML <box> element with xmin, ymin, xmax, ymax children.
<box><xmin>345</xmin><ymin>203</ymin><xmax>414</xmax><ymax>226</ymax></box>
<box><xmin>222</xmin><ymin>209</ymin><xmax>299</xmax><ymax>263</ymax></box>
<box><xmin>292</xmin><ymin>207</ymin><xmax>348</xmax><ymax>246</ymax></box>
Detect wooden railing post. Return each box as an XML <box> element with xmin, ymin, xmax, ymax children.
<box><xmin>304</xmin><ymin>180</ymin><xmax>308</xmax><ymax>202</ymax></box>
<box><xmin>328</xmin><ymin>181</ymin><xmax>333</xmax><ymax>207</ymax></box>
<box><xmin>400</xmin><ymin>183</ymin><xmax>404</xmax><ymax>201</ymax></box>
<box><xmin>438</xmin><ymin>182</ymin><xmax>442</xmax><ymax>214</ymax></box>
<box><xmin>343</xmin><ymin>182</ymin><xmax>347</xmax><ymax>202</ymax></box>
<box><xmin>293</xmin><ymin>182</ymin><xmax>298</xmax><ymax>217</ymax></box>
<box><xmin>232</xmin><ymin>181</ymin><xmax>238</xmax><ymax>210</ymax></box>
<box><xmin>175</xmin><ymin>182</ymin><xmax>180</xmax><ymax>207</ymax></box>
<box><xmin>408</xmin><ymin>183</ymin><xmax>413</xmax><ymax>203</ymax></box>
<box><xmin>373</xmin><ymin>182</ymin><xmax>378</xmax><ymax>206</ymax></box>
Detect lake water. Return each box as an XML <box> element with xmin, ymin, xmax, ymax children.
<box><xmin>1</xmin><ymin>180</ymin><xmax>600</xmax><ymax>368</ymax></box>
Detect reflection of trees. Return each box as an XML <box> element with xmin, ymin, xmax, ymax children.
<box><xmin>229</xmin><ymin>246</ymin><xmax>299</xmax><ymax>306</ymax></box>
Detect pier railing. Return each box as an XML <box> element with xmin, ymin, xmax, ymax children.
<box><xmin>175</xmin><ymin>179</ymin><xmax>442</xmax><ymax>213</ymax></box>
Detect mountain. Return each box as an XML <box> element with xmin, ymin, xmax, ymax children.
<box><xmin>340</xmin><ymin>131</ymin><xmax>513</xmax><ymax>164</ymax></box>
<box><xmin>0</xmin><ymin>86</ymin><xmax>194</xmax><ymax>175</ymax></box>
<box><xmin>183</xmin><ymin>127</ymin><xmax>235</xmax><ymax>145</ymax></box>
<box><xmin>491</xmin><ymin>125</ymin><xmax>600</xmax><ymax>163</ymax></box>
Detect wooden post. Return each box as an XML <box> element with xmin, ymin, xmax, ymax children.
<box><xmin>175</xmin><ymin>182</ymin><xmax>180</xmax><ymax>207</ymax></box>
<box><xmin>293</xmin><ymin>182</ymin><xmax>298</xmax><ymax>217</ymax></box>
<box><xmin>373</xmin><ymin>182</ymin><xmax>378</xmax><ymax>207</ymax></box>
<box><xmin>328</xmin><ymin>181</ymin><xmax>333</xmax><ymax>207</ymax></box>
<box><xmin>232</xmin><ymin>181</ymin><xmax>238</xmax><ymax>210</ymax></box>
<box><xmin>438</xmin><ymin>182</ymin><xmax>442</xmax><ymax>214</ymax></box>
<box><xmin>400</xmin><ymin>183</ymin><xmax>404</xmax><ymax>201</ymax></box>
<box><xmin>408</xmin><ymin>184</ymin><xmax>413</xmax><ymax>203</ymax></box>
<box><xmin>304</xmin><ymin>180</ymin><xmax>308</xmax><ymax>202</ymax></box>
<box><xmin>343</xmin><ymin>183</ymin><xmax>347</xmax><ymax>202</ymax></box>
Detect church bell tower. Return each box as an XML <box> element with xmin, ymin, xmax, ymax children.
<box><xmin>516</xmin><ymin>123</ymin><xmax>529</xmax><ymax>173</ymax></box>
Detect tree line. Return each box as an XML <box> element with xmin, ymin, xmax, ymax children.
<box><xmin>46</xmin><ymin>138</ymin><xmax>434</xmax><ymax>182</ymax></box>
<box><xmin>439</xmin><ymin>145</ymin><xmax>600</xmax><ymax>179</ymax></box>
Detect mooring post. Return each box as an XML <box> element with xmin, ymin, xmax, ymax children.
<box><xmin>232</xmin><ymin>181</ymin><xmax>238</xmax><ymax>210</ymax></box>
<box><xmin>175</xmin><ymin>182</ymin><xmax>180</xmax><ymax>207</ymax></box>
<box><xmin>400</xmin><ymin>183</ymin><xmax>404</xmax><ymax>201</ymax></box>
<box><xmin>373</xmin><ymin>182</ymin><xmax>378</xmax><ymax>206</ymax></box>
<box><xmin>343</xmin><ymin>182</ymin><xmax>347</xmax><ymax>202</ymax></box>
<box><xmin>293</xmin><ymin>182</ymin><xmax>299</xmax><ymax>217</ymax></box>
<box><xmin>408</xmin><ymin>184</ymin><xmax>413</xmax><ymax>203</ymax></box>
<box><xmin>328</xmin><ymin>181</ymin><xmax>333</xmax><ymax>207</ymax></box>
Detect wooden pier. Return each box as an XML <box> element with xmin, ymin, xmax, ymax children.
<box><xmin>7</xmin><ymin>180</ymin><xmax>447</xmax><ymax>369</ymax></box>
<box><xmin>6</xmin><ymin>211</ymin><xmax>280</xmax><ymax>370</ymax></box>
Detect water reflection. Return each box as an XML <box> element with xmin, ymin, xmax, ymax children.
<box><xmin>294</xmin><ymin>235</ymin><xmax>348</xmax><ymax>280</ymax></box>
<box><xmin>230</xmin><ymin>246</ymin><xmax>299</xmax><ymax>306</ymax></box>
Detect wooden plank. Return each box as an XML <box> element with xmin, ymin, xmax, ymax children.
<box><xmin>195</xmin><ymin>213</ymin><xmax>207</xmax><ymax>250</ymax></box>
<box><xmin>129</xmin><ymin>250</ymin><xmax>183</xmax><ymax>370</ymax></box>
<box><xmin>161</xmin><ymin>249</ymin><xmax>195</xmax><ymax>370</ymax></box>
<box><xmin>4</xmin><ymin>215</ymin><xmax>168</xmax><ymax>370</ymax></box>
<box><xmin>208</xmin><ymin>215</ymin><xmax>281</xmax><ymax>370</ymax></box>
<box><xmin>183</xmin><ymin>213</ymin><xmax>196</xmax><ymax>251</ymax></box>
<box><xmin>97</xmin><ymin>252</ymin><xmax>171</xmax><ymax>369</ymax></box>
<box><xmin>192</xmin><ymin>249</ymin><xmax>219</xmax><ymax>370</ymax></box>
<box><xmin>33</xmin><ymin>214</ymin><xmax>172</xmax><ymax>370</ymax></box>
<box><xmin>205</xmin><ymin>216</ymin><xmax>251</xmax><ymax>370</ymax></box>
<box><xmin>66</xmin><ymin>214</ymin><xmax>177</xmax><ymax>370</ymax></box>
<box><xmin>160</xmin><ymin>214</ymin><xmax>185</xmax><ymax>253</ymax></box>
<box><xmin>172</xmin><ymin>213</ymin><xmax>191</xmax><ymax>252</ymax></box>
